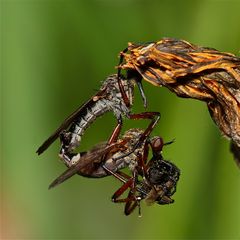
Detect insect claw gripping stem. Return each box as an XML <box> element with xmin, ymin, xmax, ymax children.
<box><xmin>118</xmin><ymin>46</ymin><xmax>148</xmax><ymax>109</ymax></box>
<box><xmin>117</xmin><ymin>47</ymin><xmax>131</xmax><ymax>108</ymax></box>
<box><xmin>136</xmin><ymin>80</ymin><xmax>148</xmax><ymax>109</ymax></box>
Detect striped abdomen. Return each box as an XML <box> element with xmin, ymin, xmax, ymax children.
<box><xmin>66</xmin><ymin>99</ymin><xmax>112</xmax><ymax>151</ymax></box>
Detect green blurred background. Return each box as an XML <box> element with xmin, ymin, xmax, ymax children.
<box><xmin>2</xmin><ymin>0</ymin><xmax>240</xmax><ymax>239</ymax></box>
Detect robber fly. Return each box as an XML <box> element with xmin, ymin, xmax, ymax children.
<box><xmin>49</xmin><ymin>128</ymin><xmax>151</xmax><ymax>186</ymax></box>
<box><xmin>49</xmin><ymin>128</ymin><xmax>180</xmax><ymax>216</ymax></box>
<box><xmin>37</xmin><ymin>74</ymin><xmax>160</xmax><ymax>166</ymax></box>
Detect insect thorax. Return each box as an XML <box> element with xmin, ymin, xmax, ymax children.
<box><xmin>100</xmin><ymin>74</ymin><xmax>135</xmax><ymax>118</ymax></box>
<box><xmin>102</xmin><ymin>128</ymin><xmax>145</xmax><ymax>173</ymax></box>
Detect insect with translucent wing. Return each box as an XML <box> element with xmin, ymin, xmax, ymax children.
<box><xmin>36</xmin><ymin>74</ymin><xmax>160</xmax><ymax>164</ymax></box>
<box><xmin>49</xmin><ymin>127</ymin><xmax>180</xmax><ymax>216</ymax></box>
<box><xmin>118</xmin><ymin>37</ymin><xmax>240</xmax><ymax>165</ymax></box>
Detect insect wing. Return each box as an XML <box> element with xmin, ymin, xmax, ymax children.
<box><xmin>36</xmin><ymin>89</ymin><xmax>106</xmax><ymax>155</ymax></box>
<box><xmin>48</xmin><ymin>143</ymin><xmax>120</xmax><ymax>189</ymax></box>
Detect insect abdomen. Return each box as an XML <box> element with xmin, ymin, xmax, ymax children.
<box><xmin>67</xmin><ymin>99</ymin><xmax>111</xmax><ymax>150</ymax></box>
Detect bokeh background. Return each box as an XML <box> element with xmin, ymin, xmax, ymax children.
<box><xmin>2</xmin><ymin>0</ymin><xmax>240</xmax><ymax>239</ymax></box>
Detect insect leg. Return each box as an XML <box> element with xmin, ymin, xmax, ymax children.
<box><xmin>117</xmin><ymin>46</ymin><xmax>129</xmax><ymax>77</ymax></box>
<box><xmin>113</xmin><ymin>112</ymin><xmax>160</xmax><ymax>161</ymax></box>
<box><xmin>101</xmin><ymin>165</ymin><xmax>148</xmax><ymax>197</ymax></box>
<box><xmin>124</xmin><ymin>190</ymin><xmax>140</xmax><ymax>216</ymax></box>
<box><xmin>137</xmin><ymin>141</ymin><xmax>149</xmax><ymax>179</ymax></box>
<box><xmin>130</xmin><ymin>112</ymin><xmax>160</xmax><ymax>141</ymax></box>
<box><xmin>118</xmin><ymin>44</ymin><xmax>148</xmax><ymax>109</ymax></box>
<box><xmin>111</xmin><ymin>177</ymin><xmax>135</xmax><ymax>203</ymax></box>
<box><xmin>136</xmin><ymin>80</ymin><xmax>147</xmax><ymax>108</ymax></box>
<box><xmin>106</xmin><ymin>116</ymin><xmax>123</xmax><ymax>144</ymax></box>
<box><xmin>98</xmin><ymin>116</ymin><xmax>123</xmax><ymax>165</ymax></box>
<box><xmin>117</xmin><ymin>45</ymin><xmax>134</xmax><ymax>108</ymax></box>
<box><xmin>117</xmin><ymin>76</ymin><xmax>130</xmax><ymax>108</ymax></box>
<box><xmin>124</xmin><ymin>170</ymin><xmax>142</xmax><ymax>216</ymax></box>
<box><xmin>103</xmin><ymin>165</ymin><xmax>142</xmax><ymax>216</ymax></box>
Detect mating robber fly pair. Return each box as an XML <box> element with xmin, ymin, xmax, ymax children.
<box><xmin>39</xmin><ymin>36</ymin><xmax>240</xmax><ymax>215</ymax></box>
<box><xmin>37</xmin><ymin>72</ymin><xmax>180</xmax><ymax>215</ymax></box>
<box><xmin>49</xmin><ymin>128</ymin><xmax>179</xmax><ymax>215</ymax></box>
<box><xmin>37</xmin><ymin>37</ymin><xmax>240</xmax><ymax>215</ymax></box>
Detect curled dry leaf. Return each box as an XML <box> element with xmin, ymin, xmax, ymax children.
<box><xmin>119</xmin><ymin>38</ymin><xmax>240</xmax><ymax>166</ymax></box>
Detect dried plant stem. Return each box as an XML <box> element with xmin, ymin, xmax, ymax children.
<box><xmin>119</xmin><ymin>38</ymin><xmax>240</xmax><ymax>167</ymax></box>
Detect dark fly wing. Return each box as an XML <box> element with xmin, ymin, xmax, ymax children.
<box><xmin>48</xmin><ymin>143</ymin><xmax>120</xmax><ymax>189</ymax></box>
<box><xmin>85</xmin><ymin>141</ymin><xmax>108</xmax><ymax>153</ymax></box>
<box><xmin>36</xmin><ymin>89</ymin><xmax>105</xmax><ymax>155</ymax></box>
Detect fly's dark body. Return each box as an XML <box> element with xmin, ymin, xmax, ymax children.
<box><xmin>108</xmin><ymin>130</ymin><xmax>180</xmax><ymax>215</ymax></box>
<box><xmin>144</xmin><ymin>155</ymin><xmax>180</xmax><ymax>205</ymax></box>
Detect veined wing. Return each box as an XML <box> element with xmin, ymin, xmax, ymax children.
<box><xmin>36</xmin><ymin>89</ymin><xmax>106</xmax><ymax>155</ymax></box>
<box><xmin>48</xmin><ymin>142</ymin><xmax>122</xmax><ymax>189</ymax></box>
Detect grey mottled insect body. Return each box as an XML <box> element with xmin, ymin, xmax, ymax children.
<box><xmin>61</xmin><ymin>74</ymin><xmax>135</xmax><ymax>162</ymax></box>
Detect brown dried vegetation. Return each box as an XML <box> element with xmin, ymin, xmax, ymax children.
<box><xmin>119</xmin><ymin>38</ymin><xmax>240</xmax><ymax>166</ymax></box>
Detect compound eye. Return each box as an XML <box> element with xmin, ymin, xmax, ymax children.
<box><xmin>150</xmin><ymin>136</ymin><xmax>164</xmax><ymax>153</ymax></box>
